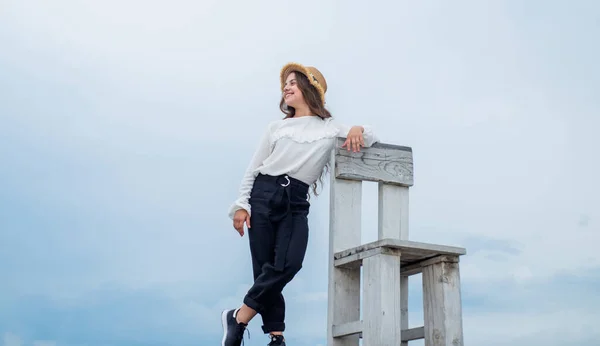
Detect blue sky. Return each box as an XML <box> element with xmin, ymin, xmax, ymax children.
<box><xmin>1</xmin><ymin>0</ymin><xmax>599</xmax><ymax>345</ymax></box>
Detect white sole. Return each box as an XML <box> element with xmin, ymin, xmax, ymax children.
<box><xmin>221</xmin><ymin>309</ymin><xmax>228</xmax><ymax>346</ymax></box>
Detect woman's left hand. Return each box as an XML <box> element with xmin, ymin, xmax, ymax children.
<box><xmin>342</xmin><ymin>126</ymin><xmax>365</xmax><ymax>152</ymax></box>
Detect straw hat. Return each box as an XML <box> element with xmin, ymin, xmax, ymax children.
<box><xmin>280</xmin><ymin>62</ymin><xmax>327</xmax><ymax>105</ymax></box>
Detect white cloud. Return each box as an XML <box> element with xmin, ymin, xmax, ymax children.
<box><xmin>2</xmin><ymin>332</ymin><xmax>58</xmax><ymax>346</ymax></box>
<box><xmin>464</xmin><ymin>308</ymin><xmax>600</xmax><ymax>346</ymax></box>
<box><xmin>1</xmin><ymin>0</ymin><xmax>599</xmax><ymax>345</ymax></box>
<box><xmin>2</xmin><ymin>333</ymin><xmax>21</xmax><ymax>346</ymax></box>
<box><xmin>407</xmin><ymin>307</ymin><xmax>600</xmax><ymax>346</ymax></box>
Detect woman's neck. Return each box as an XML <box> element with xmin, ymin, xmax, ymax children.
<box><xmin>293</xmin><ymin>104</ymin><xmax>313</xmax><ymax>117</ymax></box>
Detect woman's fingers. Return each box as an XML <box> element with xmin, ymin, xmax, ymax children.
<box><xmin>233</xmin><ymin>218</ymin><xmax>244</xmax><ymax>237</ymax></box>
<box><xmin>342</xmin><ymin>138</ymin><xmax>350</xmax><ymax>150</ymax></box>
<box><xmin>351</xmin><ymin>136</ymin><xmax>363</xmax><ymax>152</ymax></box>
<box><xmin>342</xmin><ymin>134</ymin><xmax>364</xmax><ymax>152</ymax></box>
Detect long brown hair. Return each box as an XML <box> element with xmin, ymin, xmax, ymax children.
<box><xmin>279</xmin><ymin>71</ymin><xmax>331</xmax><ymax>120</ymax></box>
<box><xmin>279</xmin><ymin>71</ymin><xmax>331</xmax><ymax>196</ymax></box>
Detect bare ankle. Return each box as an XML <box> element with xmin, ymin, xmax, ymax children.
<box><xmin>235</xmin><ymin>304</ymin><xmax>257</xmax><ymax>324</ymax></box>
<box><xmin>234</xmin><ymin>312</ymin><xmax>246</xmax><ymax>324</ymax></box>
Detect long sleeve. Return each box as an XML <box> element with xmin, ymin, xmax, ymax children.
<box><xmin>330</xmin><ymin>119</ymin><xmax>379</xmax><ymax>147</ymax></box>
<box><xmin>227</xmin><ymin>123</ymin><xmax>273</xmax><ymax>219</ymax></box>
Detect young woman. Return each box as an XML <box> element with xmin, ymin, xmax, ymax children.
<box><xmin>221</xmin><ymin>63</ymin><xmax>378</xmax><ymax>346</ymax></box>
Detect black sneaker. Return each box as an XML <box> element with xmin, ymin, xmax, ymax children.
<box><xmin>221</xmin><ymin>309</ymin><xmax>248</xmax><ymax>346</ymax></box>
<box><xmin>268</xmin><ymin>334</ymin><xmax>286</xmax><ymax>346</ymax></box>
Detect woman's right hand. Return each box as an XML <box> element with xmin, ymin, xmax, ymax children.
<box><xmin>233</xmin><ymin>209</ymin><xmax>251</xmax><ymax>237</ymax></box>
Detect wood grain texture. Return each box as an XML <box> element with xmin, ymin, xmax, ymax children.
<box><xmin>334</xmin><ymin>138</ymin><xmax>414</xmax><ymax>186</ymax></box>
<box><xmin>327</xmin><ymin>167</ymin><xmax>362</xmax><ymax>346</ymax></box>
<box><xmin>362</xmin><ymin>253</ymin><xmax>402</xmax><ymax>346</ymax></box>
<box><xmin>378</xmin><ymin>183</ymin><xmax>409</xmax><ymax>240</ymax></box>
<box><xmin>400</xmin><ymin>275</ymin><xmax>409</xmax><ymax>346</ymax></box>
<box><xmin>419</xmin><ymin>255</ymin><xmax>459</xmax><ymax>267</ymax></box>
<box><xmin>334</xmin><ymin>247</ymin><xmax>402</xmax><ymax>269</ymax></box>
<box><xmin>332</xmin><ymin>322</ymin><xmax>425</xmax><ymax>343</ymax></box>
<box><xmin>334</xmin><ymin>238</ymin><xmax>466</xmax><ymax>261</ymax></box>
<box><xmin>401</xmin><ymin>262</ymin><xmax>426</xmax><ymax>276</ymax></box>
<box><xmin>422</xmin><ymin>260</ymin><xmax>464</xmax><ymax>346</ymax></box>
<box><xmin>377</xmin><ymin>183</ymin><xmax>410</xmax><ymax>346</ymax></box>
<box><xmin>328</xmin><ymin>139</ymin><xmax>467</xmax><ymax>346</ymax></box>
<box><xmin>401</xmin><ymin>256</ymin><xmax>459</xmax><ymax>276</ymax></box>
<box><xmin>403</xmin><ymin>327</ymin><xmax>425</xmax><ymax>341</ymax></box>
<box><xmin>332</xmin><ymin>320</ymin><xmax>362</xmax><ymax>338</ymax></box>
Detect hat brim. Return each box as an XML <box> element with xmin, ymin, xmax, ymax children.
<box><xmin>280</xmin><ymin>62</ymin><xmax>326</xmax><ymax>105</ymax></box>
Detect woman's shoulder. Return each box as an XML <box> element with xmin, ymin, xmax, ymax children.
<box><xmin>270</xmin><ymin>116</ymin><xmax>339</xmax><ymax>143</ymax></box>
<box><xmin>262</xmin><ymin>118</ymin><xmax>285</xmax><ymax>132</ymax></box>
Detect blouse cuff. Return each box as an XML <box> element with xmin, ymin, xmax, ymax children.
<box><xmin>361</xmin><ymin>125</ymin><xmax>378</xmax><ymax>147</ymax></box>
<box><xmin>228</xmin><ymin>201</ymin><xmax>251</xmax><ymax>220</ymax></box>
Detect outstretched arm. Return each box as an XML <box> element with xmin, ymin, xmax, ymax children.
<box><xmin>331</xmin><ymin>119</ymin><xmax>379</xmax><ymax>152</ymax></box>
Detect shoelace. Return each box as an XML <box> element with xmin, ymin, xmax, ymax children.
<box><xmin>235</xmin><ymin>324</ymin><xmax>250</xmax><ymax>345</ymax></box>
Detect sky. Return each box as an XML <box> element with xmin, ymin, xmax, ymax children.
<box><xmin>1</xmin><ymin>0</ymin><xmax>599</xmax><ymax>345</ymax></box>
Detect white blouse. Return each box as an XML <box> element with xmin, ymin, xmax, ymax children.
<box><xmin>228</xmin><ymin>115</ymin><xmax>378</xmax><ymax>219</ymax></box>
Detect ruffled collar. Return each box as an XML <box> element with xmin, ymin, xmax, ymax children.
<box><xmin>271</xmin><ymin>116</ymin><xmax>338</xmax><ymax>144</ymax></box>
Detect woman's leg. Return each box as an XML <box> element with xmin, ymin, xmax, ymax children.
<box><xmin>222</xmin><ymin>181</ymin><xmax>277</xmax><ymax>346</ymax></box>
<box><xmin>222</xmin><ymin>176</ymin><xmax>309</xmax><ymax>345</ymax></box>
<box><xmin>234</xmin><ymin>304</ymin><xmax>257</xmax><ymax>324</ymax></box>
<box><xmin>237</xmin><ymin>193</ymin><xmax>277</xmax><ymax>325</ymax></box>
<box><xmin>248</xmin><ymin>206</ymin><xmax>309</xmax><ymax>335</ymax></box>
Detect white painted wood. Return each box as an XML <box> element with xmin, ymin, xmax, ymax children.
<box><xmin>401</xmin><ymin>256</ymin><xmax>460</xmax><ymax>276</ymax></box>
<box><xmin>327</xmin><ymin>156</ymin><xmax>362</xmax><ymax>346</ymax></box>
<box><xmin>334</xmin><ymin>247</ymin><xmax>401</xmax><ymax>269</ymax></box>
<box><xmin>334</xmin><ymin>138</ymin><xmax>413</xmax><ymax>186</ymax></box>
<box><xmin>400</xmin><ymin>275</ymin><xmax>409</xmax><ymax>346</ymax></box>
<box><xmin>334</xmin><ymin>239</ymin><xmax>467</xmax><ymax>261</ymax></box>
<box><xmin>362</xmin><ymin>252</ymin><xmax>402</xmax><ymax>346</ymax></box>
<box><xmin>402</xmin><ymin>327</ymin><xmax>425</xmax><ymax>341</ymax></box>
<box><xmin>335</xmin><ymin>251</ymin><xmax>462</xmax><ymax>275</ymax></box>
<box><xmin>420</xmin><ymin>255</ymin><xmax>459</xmax><ymax>267</ymax></box>
<box><xmin>401</xmin><ymin>262</ymin><xmax>424</xmax><ymax>276</ymax></box>
<box><xmin>422</xmin><ymin>258</ymin><xmax>464</xmax><ymax>346</ymax></box>
<box><xmin>378</xmin><ymin>182</ymin><xmax>410</xmax><ymax>346</ymax></box>
<box><xmin>378</xmin><ymin>183</ymin><xmax>409</xmax><ymax>239</ymax></box>
<box><xmin>333</xmin><ymin>240</ymin><xmax>465</xmax><ymax>270</ymax></box>
<box><xmin>332</xmin><ymin>321</ymin><xmax>424</xmax><ymax>342</ymax></box>
<box><xmin>328</xmin><ymin>139</ymin><xmax>467</xmax><ymax>346</ymax></box>
<box><xmin>332</xmin><ymin>320</ymin><xmax>362</xmax><ymax>338</ymax></box>
<box><xmin>328</xmin><ymin>267</ymin><xmax>360</xmax><ymax>346</ymax></box>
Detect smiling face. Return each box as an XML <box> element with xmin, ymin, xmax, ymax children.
<box><xmin>282</xmin><ymin>72</ymin><xmax>307</xmax><ymax>109</ymax></box>
<box><xmin>279</xmin><ymin>70</ymin><xmax>331</xmax><ymax>120</ymax></box>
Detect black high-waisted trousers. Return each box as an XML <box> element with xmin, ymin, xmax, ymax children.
<box><xmin>243</xmin><ymin>173</ymin><xmax>310</xmax><ymax>333</ymax></box>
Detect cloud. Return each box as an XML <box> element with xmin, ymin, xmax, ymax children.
<box><xmin>404</xmin><ymin>269</ymin><xmax>600</xmax><ymax>346</ymax></box>
<box><xmin>3</xmin><ymin>333</ymin><xmax>21</xmax><ymax>346</ymax></box>
<box><xmin>1</xmin><ymin>0</ymin><xmax>599</xmax><ymax>345</ymax></box>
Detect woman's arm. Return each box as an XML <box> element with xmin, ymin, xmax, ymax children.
<box><xmin>228</xmin><ymin>123</ymin><xmax>273</xmax><ymax>219</ymax></box>
<box><xmin>330</xmin><ymin>119</ymin><xmax>379</xmax><ymax>151</ymax></box>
